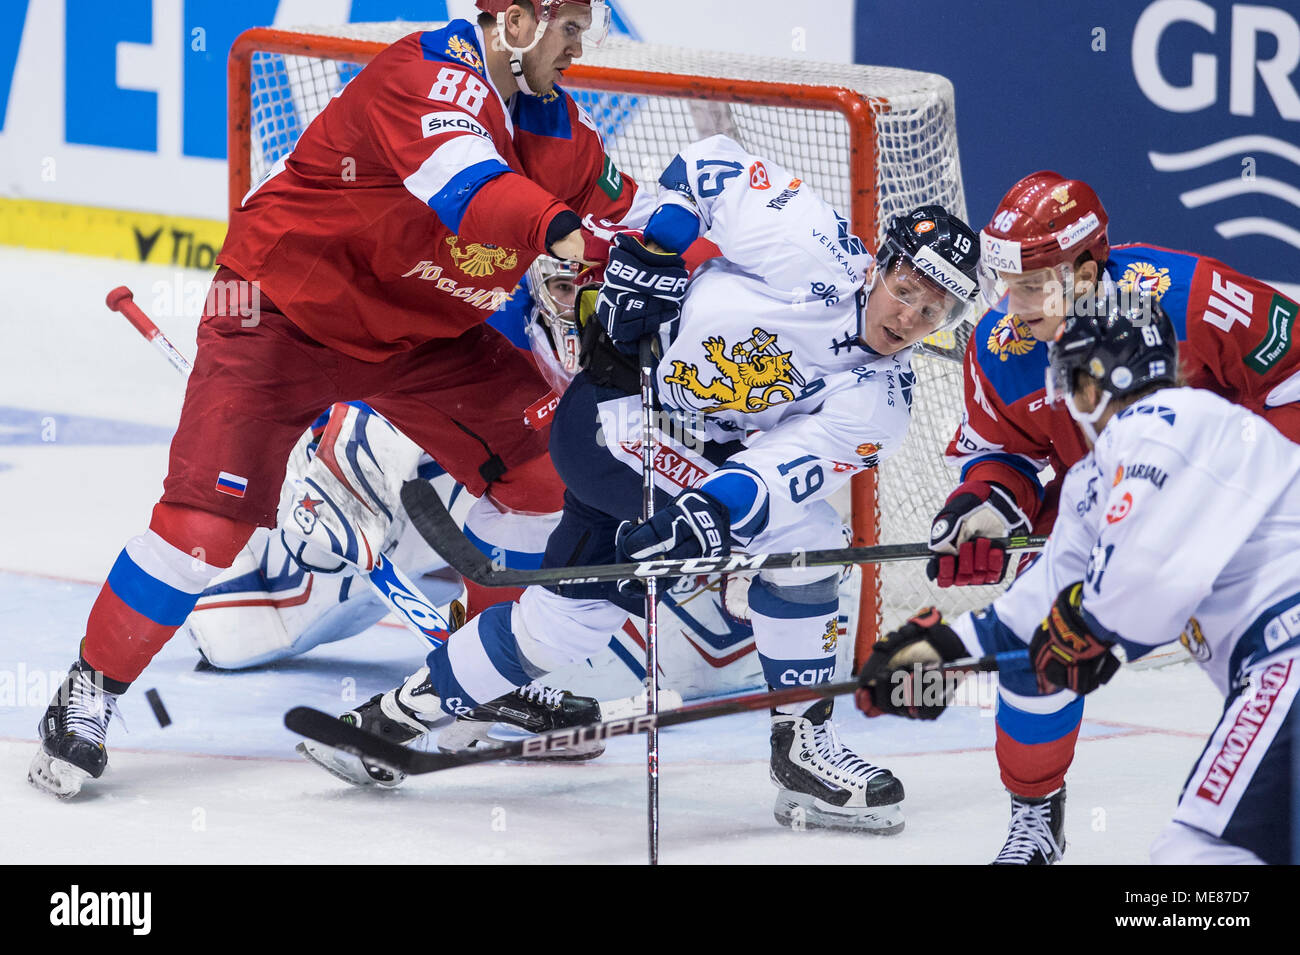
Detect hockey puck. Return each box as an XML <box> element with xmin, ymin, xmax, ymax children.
<box><xmin>145</xmin><ymin>688</ymin><xmax>172</xmax><ymax>728</ymax></box>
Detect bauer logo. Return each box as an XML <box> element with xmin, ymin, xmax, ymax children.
<box><xmin>49</xmin><ymin>886</ymin><xmax>151</xmax><ymax>935</ymax></box>
<box><xmin>420</xmin><ymin>112</ymin><xmax>491</xmax><ymax>140</ymax></box>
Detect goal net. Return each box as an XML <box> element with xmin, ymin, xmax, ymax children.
<box><xmin>227</xmin><ymin>23</ymin><xmax>1009</xmax><ymax>660</ymax></box>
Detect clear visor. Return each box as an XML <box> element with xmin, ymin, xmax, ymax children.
<box><xmin>979</xmin><ymin>261</ymin><xmax>1073</xmax><ymax>317</ymax></box>
<box><xmin>1044</xmin><ymin>359</ymin><xmax>1110</xmax><ymax>444</ymax></box>
<box><xmin>509</xmin><ymin>1</ymin><xmax>609</xmax><ymax>54</ymax></box>
<box><xmin>1044</xmin><ymin>354</ymin><xmax>1070</xmax><ymax>405</ymax></box>
<box><xmin>872</xmin><ymin>257</ymin><xmax>976</xmax><ymax>334</ymax></box>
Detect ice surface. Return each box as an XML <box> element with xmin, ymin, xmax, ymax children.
<box><xmin>0</xmin><ymin>248</ymin><xmax>1222</xmax><ymax>864</ymax></box>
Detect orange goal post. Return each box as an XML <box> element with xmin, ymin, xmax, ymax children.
<box><xmin>227</xmin><ymin>24</ymin><xmax>1006</xmax><ymax>663</ymax></box>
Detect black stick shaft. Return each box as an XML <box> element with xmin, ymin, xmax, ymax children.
<box><xmin>399</xmin><ymin>479</ymin><xmax>1047</xmax><ymax>588</ymax></box>
<box><xmin>637</xmin><ymin>337</ymin><xmax>660</xmax><ymax>867</ymax></box>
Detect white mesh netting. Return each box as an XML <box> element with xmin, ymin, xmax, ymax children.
<box><xmin>237</xmin><ymin>24</ymin><xmax>1008</xmax><ymax>634</ymax></box>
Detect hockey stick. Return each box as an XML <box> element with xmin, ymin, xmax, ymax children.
<box><xmin>284</xmin><ymin>649</ymin><xmax>1029</xmax><ymax>776</ymax></box>
<box><xmin>399</xmin><ymin>478</ymin><xmax>1049</xmax><ymax>586</ymax></box>
<box><xmin>637</xmin><ymin>336</ymin><xmax>661</xmax><ymax>866</ymax></box>
<box><xmin>105</xmin><ymin>285</ymin><xmax>458</xmax><ymax>653</ymax></box>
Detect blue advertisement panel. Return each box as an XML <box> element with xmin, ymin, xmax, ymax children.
<box><xmin>856</xmin><ymin>0</ymin><xmax>1300</xmax><ymax>288</ymax></box>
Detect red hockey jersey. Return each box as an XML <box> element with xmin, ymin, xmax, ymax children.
<box><xmin>948</xmin><ymin>243</ymin><xmax>1300</xmax><ymax>525</ymax></box>
<box><xmin>218</xmin><ymin>20</ymin><xmax>639</xmax><ymax>361</ymax></box>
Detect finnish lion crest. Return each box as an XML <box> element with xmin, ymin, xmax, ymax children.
<box><xmin>664</xmin><ymin>328</ymin><xmax>802</xmax><ymax>413</ymax></box>
<box><xmin>446</xmin><ymin>236</ymin><xmax>518</xmax><ymax>277</ymax></box>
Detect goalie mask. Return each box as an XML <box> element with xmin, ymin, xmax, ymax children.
<box><xmin>523</xmin><ymin>255</ymin><xmax>582</xmax><ymax>393</ymax></box>
<box><xmin>863</xmin><ymin>204</ymin><xmax>981</xmax><ymax>339</ymax></box>
<box><xmin>1045</xmin><ymin>291</ymin><xmax>1178</xmax><ymax>443</ymax></box>
<box><xmin>477</xmin><ymin>0</ymin><xmax>611</xmax><ymax>96</ymax></box>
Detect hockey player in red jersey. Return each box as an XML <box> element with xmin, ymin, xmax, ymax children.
<box><xmin>923</xmin><ymin>170</ymin><xmax>1300</xmax><ymax>862</ymax></box>
<box><xmin>29</xmin><ymin>0</ymin><xmax>645</xmax><ymax>798</ymax></box>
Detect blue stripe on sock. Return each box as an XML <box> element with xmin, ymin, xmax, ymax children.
<box><xmin>996</xmin><ymin>695</ymin><xmax>1084</xmax><ymax>745</ymax></box>
<box><xmin>475</xmin><ymin>603</ymin><xmax>534</xmax><ymax>687</ymax></box>
<box><xmin>748</xmin><ymin>577</ymin><xmax>838</xmax><ymax>620</ymax></box>
<box><xmin>425</xmin><ymin>646</ymin><xmax>481</xmax><ymax>713</ymax></box>
<box><xmin>106</xmin><ymin>550</ymin><xmax>199</xmax><ymax>626</ymax></box>
<box><xmin>463</xmin><ymin>525</ymin><xmax>545</xmax><ymax>570</ymax></box>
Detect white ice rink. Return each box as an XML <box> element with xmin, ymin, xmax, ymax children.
<box><xmin>1</xmin><ymin>246</ymin><xmax>1223</xmax><ymax>864</ymax></box>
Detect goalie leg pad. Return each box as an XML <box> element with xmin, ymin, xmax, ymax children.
<box><xmin>279</xmin><ymin>403</ymin><xmax>422</xmax><ymax>573</ymax></box>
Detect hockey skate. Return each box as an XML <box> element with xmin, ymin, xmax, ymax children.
<box><xmin>297</xmin><ymin>666</ymin><xmax>445</xmax><ymax>788</ymax></box>
<box><xmin>437</xmin><ymin>682</ymin><xmax>606</xmax><ymax>760</ymax></box>
<box><xmin>28</xmin><ymin>660</ymin><xmax>124</xmax><ymax>798</ymax></box>
<box><xmin>770</xmin><ymin>699</ymin><xmax>905</xmax><ymax>834</ymax></box>
<box><xmin>990</xmin><ymin>787</ymin><xmax>1065</xmax><ymax>864</ymax></box>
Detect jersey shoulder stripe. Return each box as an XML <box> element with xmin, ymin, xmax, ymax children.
<box><xmin>1107</xmin><ymin>243</ymin><xmax>1195</xmax><ymax>339</ymax></box>
<box><xmin>973</xmin><ymin>304</ymin><xmax>1050</xmax><ymax>407</ymax></box>
<box><xmin>417</xmin><ymin>21</ymin><xmax>490</xmax><ymax>80</ymax></box>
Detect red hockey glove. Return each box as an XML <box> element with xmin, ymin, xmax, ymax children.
<box><xmin>855</xmin><ymin>608</ymin><xmax>969</xmax><ymax>720</ymax></box>
<box><xmin>926</xmin><ymin>480</ymin><xmax>1031</xmax><ymax>587</ymax></box>
<box><xmin>1029</xmin><ymin>583</ymin><xmax>1121</xmax><ymax>695</ymax></box>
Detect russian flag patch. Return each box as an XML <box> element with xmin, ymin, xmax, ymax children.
<box><xmin>215</xmin><ymin>471</ymin><xmax>248</xmax><ymax>498</ymax></box>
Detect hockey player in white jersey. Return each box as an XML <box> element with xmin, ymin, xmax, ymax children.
<box><xmin>298</xmin><ymin>134</ymin><xmax>981</xmax><ymax>833</ymax></box>
<box><xmin>856</xmin><ymin>293</ymin><xmax>1300</xmax><ymax>863</ymax></box>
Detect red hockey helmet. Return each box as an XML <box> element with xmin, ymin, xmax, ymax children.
<box><xmin>978</xmin><ymin>171</ymin><xmax>1109</xmax><ymax>307</ymax></box>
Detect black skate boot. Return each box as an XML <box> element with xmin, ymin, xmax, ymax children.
<box><xmin>991</xmin><ymin>787</ymin><xmax>1066</xmax><ymax>864</ymax></box>
<box><xmin>297</xmin><ymin>666</ymin><xmax>445</xmax><ymax>788</ymax></box>
<box><xmin>437</xmin><ymin>682</ymin><xmax>605</xmax><ymax>760</ymax></box>
<box><xmin>770</xmin><ymin>698</ymin><xmax>905</xmax><ymax>834</ymax></box>
<box><xmin>28</xmin><ymin>659</ymin><xmax>128</xmax><ymax>798</ymax></box>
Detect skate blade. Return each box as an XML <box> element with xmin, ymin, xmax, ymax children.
<box><xmin>295</xmin><ymin>741</ymin><xmax>404</xmax><ymax>789</ymax></box>
<box><xmin>437</xmin><ymin>721</ymin><xmax>605</xmax><ymax>761</ymax></box>
<box><xmin>773</xmin><ymin>791</ymin><xmax>905</xmax><ymax>835</ymax></box>
<box><xmin>27</xmin><ymin>749</ymin><xmax>92</xmax><ymax>799</ymax></box>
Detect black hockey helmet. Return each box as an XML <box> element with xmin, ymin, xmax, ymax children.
<box><xmin>874</xmin><ymin>204</ymin><xmax>981</xmax><ymax>331</ymax></box>
<box><xmin>1046</xmin><ymin>290</ymin><xmax>1178</xmax><ymax>438</ymax></box>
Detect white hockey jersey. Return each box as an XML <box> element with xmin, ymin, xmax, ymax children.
<box><xmin>601</xmin><ymin>135</ymin><xmax>914</xmax><ymax>537</ymax></box>
<box><xmin>952</xmin><ymin>387</ymin><xmax>1300</xmax><ymax>696</ymax></box>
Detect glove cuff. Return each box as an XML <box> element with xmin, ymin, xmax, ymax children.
<box><xmin>613</xmin><ymin>231</ymin><xmax>687</xmax><ymax>267</ymax></box>
<box><xmin>545</xmin><ymin>210</ymin><xmax>582</xmax><ymax>256</ymax></box>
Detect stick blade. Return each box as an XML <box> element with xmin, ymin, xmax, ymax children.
<box><xmin>285</xmin><ymin>706</ymin><xmax>414</xmax><ymax>772</ymax></box>
<box><xmin>399</xmin><ymin>480</ymin><xmax>497</xmax><ymax>584</ymax></box>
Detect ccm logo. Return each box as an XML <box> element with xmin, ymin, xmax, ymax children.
<box><xmin>607</xmin><ymin>260</ymin><xmax>688</xmax><ymax>293</ymax></box>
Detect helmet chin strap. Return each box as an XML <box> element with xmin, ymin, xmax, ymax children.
<box><xmin>1064</xmin><ymin>387</ymin><xmax>1112</xmax><ymax>445</ymax></box>
<box><xmin>495</xmin><ymin>13</ymin><xmax>548</xmax><ymax>96</ymax></box>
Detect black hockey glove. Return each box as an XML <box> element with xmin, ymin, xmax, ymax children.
<box><xmin>616</xmin><ymin>489</ymin><xmax>730</xmax><ymax>564</ymax></box>
<box><xmin>926</xmin><ymin>480</ymin><xmax>1032</xmax><ymax>587</ymax></box>
<box><xmin>1029</xmin><ymin>583</ymin><xmax>1121</xmax><ymax>695</ymax></box>
<box><xmin>595</xmin><ymin>233</ymin><xmax>689</xmax><ymax>354</ymax></box>
<box><xmin>855</xmin><ymin>608</ymin><xmax>970</xmax><ymax>720</ymax></box>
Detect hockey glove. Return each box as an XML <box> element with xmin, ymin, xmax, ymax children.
<box><xmin>926</xmin><ymin>480</ymin><xmax>1032</xmax><ymax>587</ymax></box>
<box><xmin>855</xmin><ymin>608</ymin><xmax>969</xmax><ymax>720</ymax></box>
<box><xmin>595</xmin><ymin>233</ymin><xmax>689</xmax><ymax>354</ymax></box>
<box><xmin>616</xmin><ymin>489</ymin><xmax>730</xmax><ymax>563</ymax></box>
<box><xmin>1029</xmin><ymin>582</ymin><xmax>1121</xmax><ymax>695</ymax></box>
